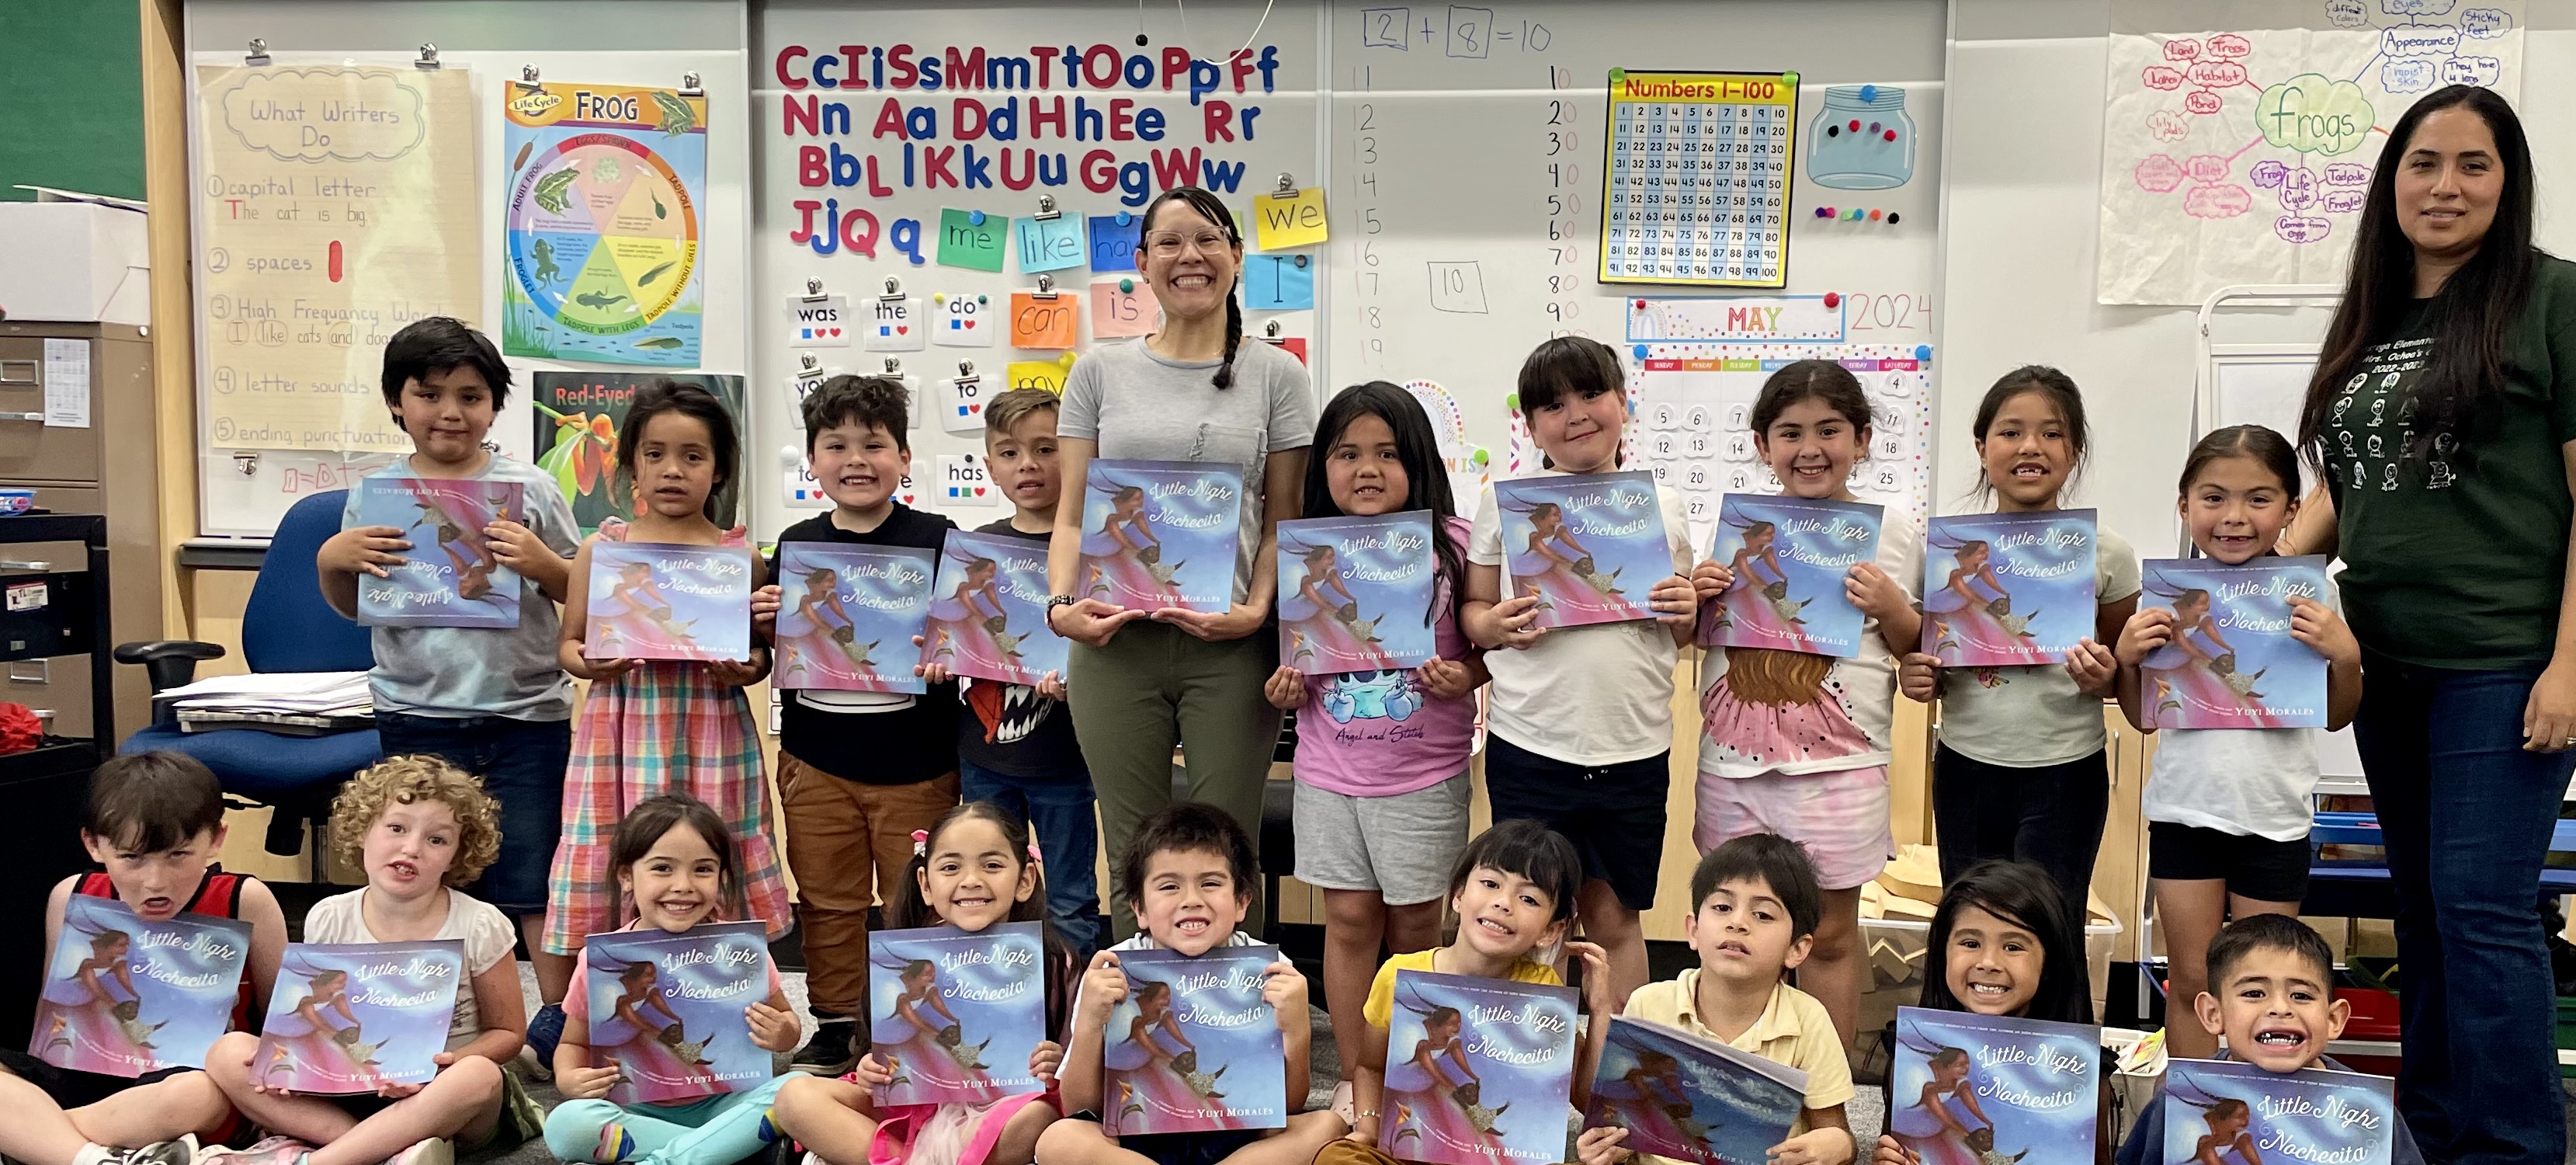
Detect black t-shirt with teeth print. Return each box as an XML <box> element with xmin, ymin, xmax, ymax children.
<box><xmin>2323</xmin><ymin>254</ymin><xmax>2576</xmax><ymax>669</ymax></box>
<box><xmin>955</xmin><ymin>520</ymin><xmax>1087</xmax><ymax>779</ymax></box>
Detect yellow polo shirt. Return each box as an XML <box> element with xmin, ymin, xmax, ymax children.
<box><xmin>1363</xmin><ymin>948</ymin><xmax>1564</xmax><ymax>1028</ymax></box>
<box><xmin>1618</xmin><ymin>971</ymin><xmax>1855</xmax><ymax>1142</ymax></box>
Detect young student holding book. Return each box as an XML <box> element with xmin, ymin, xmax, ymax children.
<box><xmin>1870</xmin><ymin>862</ymin><xmax>2097</xmax><ymax>1165</ymax></box>
<box><xmin>545</xmin><ymin>795</ymin><xmax>800</xmax><ymax>1165</ymax></box>
<box><xmin>1574</xmin><ymin>835</ymin><xmax>1857</xmax><ymax>1165</ymax></box>
<box><xmin>547</xmin><ymin>382</ymin><xmax>792</xmax><ymax>989</ymax></box>
<box><xmin>0</xmin><ymin>753</ymin><xmax>288</xmax><ymax>1165</ymax></box>
<box><xmin>921</xmin><ymin>387</ymin><xmax>1100</xmax><ymax>958</ymax></box>
<box><xmin>2113</xmin><ymin>915</ymin><xmax>2424</xmax><ymax>1165</ymax></box>
<box><xmin>1899</xmin><ymin>368</ymin><xmax>2141</xmax><ymax>925</ymax></box>
<box><xmin>1261</xmin><ymin>382</ymin><xmax>1488</xmax><ymax>1090</ymax></box>
<box><xmin>315</xmin><ymin>318</ymin><xmax>584</xmax><ymax>1057</ymax></box>
<box><xmin>1463</xmin><ymin>338</ymin><xmax>1699</xmax><ymax>1006</ymax></box>
<box><xmin>1689</xmin><ymin>361</ymin><xmax>1923</xmax><ymax>1049</ymax></box>
<box><xmin>202</xmin><ymin>756</ymin><xmax>540</xmax><ymax>1165</ymax></box>
<box><xmin>749</xmin><ymin>374</ymin><xmax>963</xmax><ymax>1072</ymax></box>
<box><xmin>772</xmin><ymin>802</ymin><xmax>1078</xmax><ymax>1165</ymax></box>
<box><xmin>1040</xmin><ymin>802</ymin><xmax>1347</xmax><ymax>1165</ymax></box>
<box><xmin>2110</xmin><ymin>426</ymin><xmax>2362</xmax><ymax>1060</ymax></box>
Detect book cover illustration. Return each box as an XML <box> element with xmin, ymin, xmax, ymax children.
<box><xmin>353</xmin><ymin>478</ymin><xmax>529</xmax><ymax>629</ymax></box>
<box><xmin>1582</xmin><ymin>1016</ymin><xmax>1808</xmax><ymax>1165</ymax></box>
<box><xmin>583</xmin><ymin>541</ymin><xmax>755</xmax><ymax>662</ymax></box>
<box><xmin>1922</xmin><ymin>510</ymin><xmax>2099</xmax><ymax>666</ymax></box>
<box><xmin>772</xmin><ymin>543</ymin><xmax>935</xmax><ymax>694</ymax></box>
<box><xmin>532</xmin><ymin>372</ymin><xmax>748</xmax><ymax>536</ymax></box>
<box><xmin>870</xmin><ymin>922</ymin><xmax>1048</xmax><ymax>1107</ymax></box>
<box><xmin>1078</xmin><ymin>460</ymin><xmax>1245</xmax><ymax>615</ymax></box>
<box><xmin>252</xmin><ymin>941</ymin><xmax>466</xmax><ymax>1094</ymax></box>
<box><xmin>2161</xmin><ymin>1059</ymin><xmax>2394</xmax><ymax>1165</ymax></box>
<box><xmin>1380</xmin><ymin>969</ymin><xmax>1579</xmax><ymax>1165</ymax></box>
<box><xmin>1277</xmin><ymin>511</ymin><xmax>1439</xmax><ymax>676</ymax></box>
<box><xmin>1103</xmin><ymin>945</ymin><xmax>1288</xmax><ymax>1135</ymax></box>
<box><xmin>1887</xmin><ymin>1007</ymin><xmax>2099</xmax><ymax>1165</ymax></box>
<box><xmin>1696</xmin><ymin>495</ymin><xmax>1882</xmax><ymax>658</ymax></box>
<box><xmin>583</xmin><ymin>923</ymin><xmax>775</xmax><ymax>1106</ymax></box>
<box><xmin>2137</xmin><ymin>557</ymin><xmax>2331</xmax><ymax>730</ymax></box>
<box><xmin>1495</xmin><ymin>471</ymin><xmax>1674</xmax><ymax>630</ymax></box>
<box><xmin>30</xmin><ymin>894</ymin><xmax>252</xmax><ymax>1077</ymax></box>
<box><xmin>926</xmin><ymin>530</ymin><xmax>1071</xmax><ymax>687</ymax></box>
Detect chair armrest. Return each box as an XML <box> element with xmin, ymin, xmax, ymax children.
<box><xmin>112</xmin><ymin>640</ymin><xmax>227</xmax><ymax>692</ymax></box>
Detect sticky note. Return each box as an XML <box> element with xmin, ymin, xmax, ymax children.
<box><xmin>1252</xmin><ymin>186</ymin><xmax>1330</xmax><ymax>250</ymax></box>
<box><xmin>1013</xmin><ymin>215</ymin><xmax>1088</xmax><ymax>273</ymax></box>
<box><xmin>936</xmin><ymin>209</ymin><xmax>1008</xmax><ymax>272</ymax></box>
<box><xmin>938</xmin><ymin>453</ymin><xmax>1002</xmax><ymax>506</ymax></box>
<box><xmin>1243</xmin><ymin>254</ymin><xmax>1315</xmax><ymax>311</ymax></box>
<box><xmin>1009</xmin><ymin>292</ymin><xmax>1079</xmax><ymax>349</ymax></box>
<box><xmin>1091</xmin><ymin>280</ymin><xmax>1154</xmax><ymax>338</ymax></box>
<box><xmin>1089</xmin><ymin>214</ymin><xmax>1142</xmax><ymax>272</ymax></box>
<box><xmin>1007</xmin><ymin>360</ymin><xmax>1071</xmax><ymax>394</ymax></box>
<box><xmin>789</xmin><ymin>294</ymin><xmax>851</xmax><ymax>347</ymax></box>
<box><xmin>864</xmin><ymin>296</ymin><xmax>925</xmax><ymax>351</ymax></box>
<box><xmin>942</xmin><ymin>376</ymin><xmax>989</xmax><ymax>435</ymax></box>
<box><xmin>934</xmin><ymin>293</ymin><xmax>994</xmax><ymax>348</ymax></box>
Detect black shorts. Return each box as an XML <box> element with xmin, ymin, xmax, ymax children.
<box><xmin>0</xmin><ymin>1050</ymin><xmax>253</xmax><ymax>1147</ymax></box>
<box><xmin>1482</xmin><ymin>735</ymin><xmax>1669</xmax><ymax>912</ymax></box>
<box><xmin>2148</xmin><ymin>821</ymin><xmax>2312</xmax><ymax>903</ymax></box>
<box><xmin>1066</xmin><ymin>1111</ymin><xmax>1264</xmax><ymax>1165</ymax></box>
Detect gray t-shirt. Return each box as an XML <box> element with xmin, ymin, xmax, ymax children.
<box><xmin>343</xmin><ymin>455</ymin><xmax>582</xmax><ymax>720</ymax></box>
<box><xmin>1059</xmin><ymin>338</ymin><xmax>1317</xmax><ymax>603</ymax></box>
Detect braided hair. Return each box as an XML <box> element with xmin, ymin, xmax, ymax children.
<box><xmin>1140</xmin><ymin>186</ymin><xmax>1246</xmax><ymax>390</ymax></box>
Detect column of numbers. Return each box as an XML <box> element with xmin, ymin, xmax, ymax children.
<box><xmin>1543</xmin><ymin>68</ymin><xmax>1581</xmax><ymax>329</ymax></box>
<box><xmin>1352</xmin><ymin>79</ymin><xmax>1387</xmax><ymax>367</ymax></box>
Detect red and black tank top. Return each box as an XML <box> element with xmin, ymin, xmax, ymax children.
<box><xmin>75</xmin><ymin>866</ymin><xmax>257</xmax><ymax>1034</ymax></box>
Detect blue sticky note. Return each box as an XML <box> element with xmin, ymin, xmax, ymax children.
<box><xmin>1243</xmin><ymin>253</ymin><xmax>1315</xmax><ymax>311</ymax></box>
<box><xmin>1088</xmin><ymin>214</ymin><xmax>1141</xmax><ymax>272</ymax></box>
<box><xmin>1013</xmin><ymin>216</ymin><xmax>1088</xmax><ymax>274</ymax></box>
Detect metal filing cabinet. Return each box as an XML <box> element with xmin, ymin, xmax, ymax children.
<box><xmin>0</xmin><ymin>322</ymin><xmax>161</xmax><ymax>741</ymax></box>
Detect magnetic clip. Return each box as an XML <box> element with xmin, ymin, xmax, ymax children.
<box><xmin>1031</xmin><ymin>273</ymin><xmax>1060</xmax><ymax>300</ymax></box>
<box><xmin>879</xmin><ymin>276</ymin><xmax>906</xmax><ymax>301</ymax></box>
<box><xmin>415</xmin><ymin>43</ymin><xmax>440</xmax><ymax>71</ymax></box>
<box><xmin>1275</xmin><ymin>172</ymin><xmax>1297</xmax><ymax>196</ymax></box>
<box><xmin>245</xmin><ymin>38</ymin><xmax>272</xmax><ymax>66</ymax></box>
<box><xmin>802</xmin><ymin>278</ymin><xmax>829</xmax><ymax>303</ymax></box>
<box><xmin>1034</xmin><ymin>194</ymin><xmax>1061</xmax><ymax>221</ymax></box>
<box><xmin>515</xmin><ymin>64</ymin><xmax>543</xmax><ymax>96</ymax></box>
<box><xmin>679</xmin><ymin>71</ymin><xmax>704</xmax><ymax>98</ymax></box>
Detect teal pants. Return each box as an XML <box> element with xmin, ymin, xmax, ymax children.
<box><xmin>543</xmin><ymin>1075</ymin><xmax>789</xmax><ymax>1165</ymax></box>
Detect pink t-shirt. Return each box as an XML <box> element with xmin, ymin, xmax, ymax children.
<box><xmin>1293</xmin><ymin>518</ymin><xmax>1481</xmax><ymax>798</ymax></box>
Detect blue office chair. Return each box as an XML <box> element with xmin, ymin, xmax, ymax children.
<box><xmin>114</xmin><ymin>489</ymin><xmax>382</xmax><ymax>860</ymax></box>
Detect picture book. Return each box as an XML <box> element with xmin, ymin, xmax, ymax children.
<box><xmin>1381</xmin><ymin>969</ymin><xmax>1579</xmax><ymax>1165</ymax></box>
<box><xmin>2162</xmin><ymin>1059</ymin><xmax>2395</xmax><ymax>1165</ymax></box>
<box><xmin>1494</xmin><ymin>471</ymin><xmax>1674</xmax><ymax>630</ymax></box>
<box><xmin>1277</xmin><ymin>510</ymin><xmax>1441</xmax><ymax>676</ymax></box>
<box><xmin>1583</xmin><ymin>1016</ymin><xmax>1810</xmax><ymax>1165</ymax></box>
<box><xmin>869</xmin><ymin>922</ymin><xmax>1049</xmax><ymax>1107</ymax></box>
<box><xmin>352</xmin><ymin>477</ymin><xmax>528</xmax><ymax>629</ymax></box>
<box><xmin>1696</xmin><ymin>494</ymin><xmax>1882</xmax><ymax>658</ymax></box>
<box><xmin>1078</xmin><ymin>460</ymin><xmax>1245</xmax><ymax>615</ymax></box>
<box><xmin>927</xmin><ymin>530</ymin><xmax>1071</xmax><ymax>686</ymax></box>
<box><xmin>531</xmin><ymin>371</ymin><xmax>748</xmax><ymax>536</ymax></box>
<box><xmin>772</xmin><ymin>543</ymin><xmax>935</xmax><ymax>694</ymax></box>
<box><xmin>253</xmin><ymin>941</ymin><xmax>467</xmax><ymax>1094</ymax></box>
<box><xmin>2137</xmin><ymin>556</ymin><xmax>2331</xmax><ymax>729</ymax></box>
<box><xmin>1922</xmin><ymin>509</ymin><xmax>2100</xmax><ymax>666</ymax></box>
<box><xmin>1102</xmin><ymin>945</ymin><xmax>1289</xmax><ymax>1135</ymax></box>
<box><xmin>31</xmin><ymin>894</ymin><xmax>252</xmax><ymax>1077</ymax></box>
<box><xmin>583</xmin><ymin>541</ymin><xmax>755</xmax><ymax>662</ymax></box>
<box><xmin>1887</xmin><ymin>1007</ymin><xmax>2099</xmax><ymax>1165</ymax></box>
<box><xmin>582</xmin><ymin>923</ymin><xmax>776</xmax><ymax>1106</ymax></box>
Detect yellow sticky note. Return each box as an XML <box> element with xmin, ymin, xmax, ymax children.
<box><xmin>1252</xmin><ymin>186</ymin><xmax>1329</xmax><ymax>251</ymax></box>
<box><xmin>1006</xmin><ymin>359</ymin><xmax>1070</xmax><ymax>394</ymax></box>
<box><xmin>1009</xmin><ymin>291</ymin><xmax>1079</xmax><ymax>349</ymax></box>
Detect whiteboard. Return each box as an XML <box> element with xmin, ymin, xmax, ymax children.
<box><xmin>185</xmin><ymin>1</ymin><xmax>753</xmax><ymax>537</ymax></box>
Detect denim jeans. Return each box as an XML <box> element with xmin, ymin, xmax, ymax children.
<box><xmin>374</xmin><ymin>710</ymin><xmax>571</xmax><ymax>916</ymax></box>
<box><xmin>2352</xmin><ymin>651</ymin><xmax>2573</xmax><ymax>1165</ymax></box>
<box><xmin>960</xmin><ymin>760</ymin><xmax>1103</xmax><ymax>955</ymax></box>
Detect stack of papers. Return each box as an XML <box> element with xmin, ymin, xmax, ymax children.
<box><xmin>158</xmin><ymin>672</ymin><xmax>373</xmax><ymax>735</ymax></box>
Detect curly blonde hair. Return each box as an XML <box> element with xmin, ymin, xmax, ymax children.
<box><xmin>328</xmin><ymin>754</ymin><xmax>503</xmax><ymax>887</ymax></box>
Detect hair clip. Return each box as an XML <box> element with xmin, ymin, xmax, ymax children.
<box><xmin>1027</xmin><ymin>841</ymin><xmax>1044</xmax><ymax>864</ymax></box>
<box><xmin>911</xmin><ymin>829</ymin><xmax>929</xmax><ymax>857</ymax></box>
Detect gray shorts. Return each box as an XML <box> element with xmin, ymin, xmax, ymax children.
<box><xmin>1292</xmin><ymin>772</ymin><xmax>1473</xmax><ymax>906</ymax></box>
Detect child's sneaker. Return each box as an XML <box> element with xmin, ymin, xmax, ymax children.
<box><xmin>791</xmin><ymin>1017</ymin><xmax>858</xmax><ymax>1075</ymax></box>
<box><xmin>85</xmin><ymin>1136</ymin><xmax>196</xmax><ymax>1165</ymax></box>
<box><xmin>385</xmin><ymin>1139</ymin><xmax>453</xmax><ymax>1165</ymax></box>
<box><xmin>196</xmin><ymin>1137</ymin><xmax>314</xmax><ymax>1165</ymax></box>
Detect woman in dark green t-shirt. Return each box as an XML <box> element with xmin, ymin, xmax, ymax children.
<box><xmin>2286</xmin><ymin>85</ymin><xmax>2576</xmax><ymax>1165</ymax></box>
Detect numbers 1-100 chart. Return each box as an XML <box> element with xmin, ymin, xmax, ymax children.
<box><xmin>1599</xmin><ymin>69</ymin><xmax>1800</xmax><ymax>289</ymax></box>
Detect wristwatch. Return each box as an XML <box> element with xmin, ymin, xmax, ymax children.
<box><xmin>1046</xmin><ymin>594</ymin><xmax>1079</xmax><ymax>610</ymax></box>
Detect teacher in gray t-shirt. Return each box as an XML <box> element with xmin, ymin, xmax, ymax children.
<box><xmin>1046</xmin><ymin>186</ymin><xmax>1317</xmax><ymax>939</ymax></box>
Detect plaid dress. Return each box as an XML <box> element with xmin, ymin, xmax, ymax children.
<box><xmin>542</xmin><ymin>522</ymin><xmax>793</xmax><ymax>955</ymax></box>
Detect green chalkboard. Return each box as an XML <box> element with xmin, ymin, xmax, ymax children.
<box><xmin>0</xmin><ymin>3</ymin><xmax>144</xmax><ymax>201</ymax></box>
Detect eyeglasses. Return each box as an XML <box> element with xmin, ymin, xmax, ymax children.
<box><xmin>1143</xmin><ymin>229</ymin><xmax>1233</xmax><ymax>257</ymax></box>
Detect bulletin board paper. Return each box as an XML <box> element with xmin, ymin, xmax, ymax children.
<box><xmin>1600</xmin><ymin>70</ymin><xmax>1798</xmax><ymax>287</ymax></box>
<box><xmin>2095</xmin><ymin>1</ymin><xmax>2523</xmax><ymax>305</ymax></box>
<box><xmin>191</xmin><ymin>63</ymin><xmax>480</xmax><ymax>454</ymax></box>
<box><xmin>502</xmin><ymin>81</ymin><xmax>710</xmax><ymax>366</ymax></box>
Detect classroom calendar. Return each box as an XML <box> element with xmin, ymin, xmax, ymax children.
<box><xmin>1599</xmin><ymin>70</ymin><xmax>1799</xmax><ymax>288</ymax></box>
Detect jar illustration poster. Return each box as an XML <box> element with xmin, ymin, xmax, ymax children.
<box><xmin>1806</xmin><ymin>85</ymin><xmax>1915</xmax><ymax>190</ymax></box>
<box><xmin>504</xmin><ymin>82</ymin><xmax>710</xmax><ymax>367</ymax></box>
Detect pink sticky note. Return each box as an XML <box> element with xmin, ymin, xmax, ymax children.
<box><xmin>1090</xmin><ymin>280</ymin><xmax>1154</xmax><ymax>339</ymax></box>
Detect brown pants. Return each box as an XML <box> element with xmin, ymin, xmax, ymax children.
<box><xmin>778</xmin><ymin>752</ymin><xmax>960</xmax><ymax>1015</ymax></box>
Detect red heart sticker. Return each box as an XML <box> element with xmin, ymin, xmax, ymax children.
<box><xmin>974</xmin><ymin>486</ymin><xmax>987</xmax><ymax>496</ymax></box>
<box><xmin>968</xmin><ymin>402</ymin><xmax>981</xmax><ymax>413</ymax></box>
<box><xmin>828</xmin><ymin>328</ymin><xmax>841</xmax><ymax>337</ymax></box>
<box><xmin>963</xmin><ymin>320</ymin><xmax>976</xmax><ymax>329</ymax></box>
<box><xmin>896</xmin><ymin>325</ymin><xmax>908</xmax><ymax>335</ymax></box>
